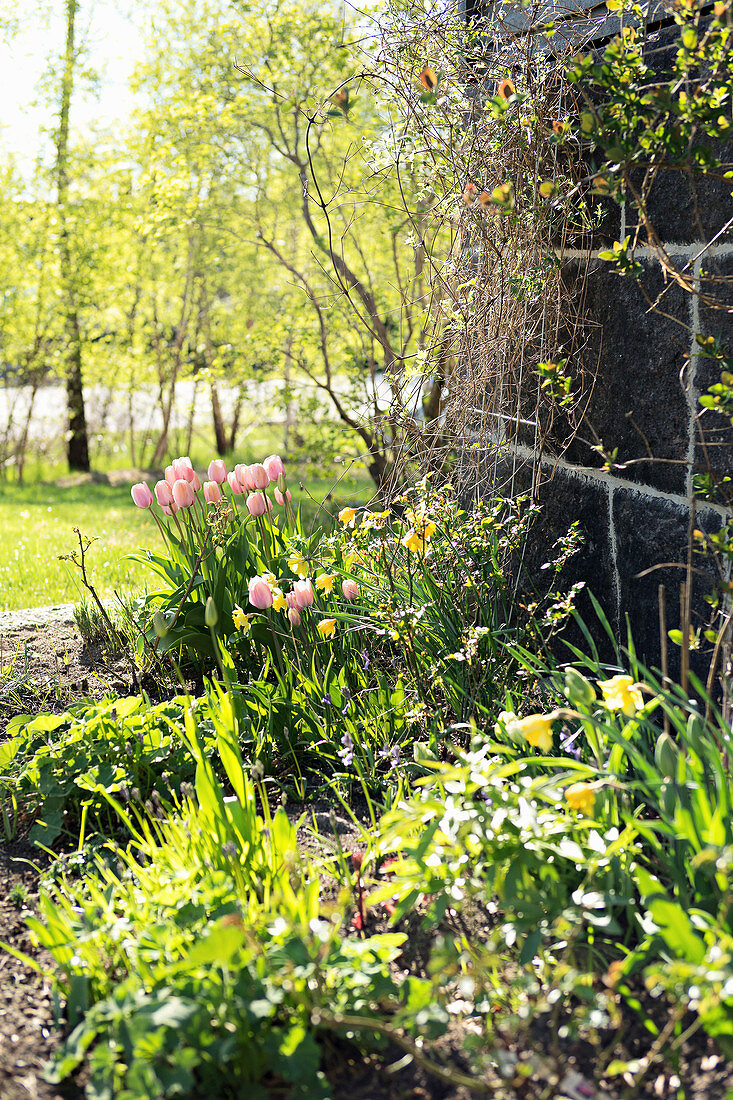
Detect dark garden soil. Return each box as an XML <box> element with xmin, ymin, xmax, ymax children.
<box><xmin>1</xmin><ymin>615</ymin><xmax>732</xmax><ymax>1099</ymax></box>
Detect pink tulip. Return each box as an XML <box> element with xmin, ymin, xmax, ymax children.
<box><xmin>191</xmin><ymin>472</ymin><xmax>202</xmax><ymax>492</ymax></box>
<box><xmin>131</xmin><ymin>482</ymin><xmax>153</xmax><ymax>509</ymax></box>
<box><xmin>154</xmin><ymin>481</ymin><xmax>173</xmax><ymax>507</ymax></box>
<box><xmin>286</xmin><ymin>591</ymin><xmax>299</xmax><ymax>609</ymax></box>
<box><xmin>172</xmin><ymin>458</ymin><xmax>191</xmax><ymax>482</ymax></box>
<box><xmin>208</xmin><ymin>459</ymin><xmax>227</xmax><ymax>484</ymax></box>
<box><xmin>274</xmin><ymin>487</ymin><xmax>292</xmax><ymax>506</ymax></box>
<box><xmin>250</xmin><ymin>463</ymin><xmax>269</xmax><ymax>491</ymax></box>
<box><xmin>249</xmin><ymin>576</ymin><xmax>274</xmax><ymax>610</ymax></box>
<box><xmin>293</xmin><ymin>578</ymin><xmax>315</xmax><ymax>609</ymax></box>
<box><xmin>288</xmin><ymin>607</ymin><xmax>302</xmax><ymax>627</ymax></box>
<box><xmin>342</xmin><ymin>579</ymin><xmax>359</xmax><ymax>601</ymax></box>
<box><xmin>263</xmin><ymin>454</ymin><xmax>285</xmax><ymax>482</ymax></box>
<box><xmin>227</xmin><ymin>472</ymin><xmax>242</xmax><ymax>495</ymax></box>
<box><xmin>162</xmin><ymin>503</ymin><xmax>179</xmax><ymax>516</ymax></box>
<box><xmin>203</xmin><ymin>481</ymin><xmax>222</xmax><ymax>504</ymax></box>
<box><xmin>237</xmin><ymin>464</ymin><xmax>256</xmax><ymax>492</ymax></box>
<box><xmin>164</xmin><ymin>465</ymin><xmax>176</xmax><ymax>486</ymax></box>
<box><xmin>172</xmin><ymin>479</ymin><xmax>195</xmax><ymax>508</ymax></box>
<box><xmin>246</xmin><ymin>492</ymin><xmax>267</xmax><ymax>517</ymax></box>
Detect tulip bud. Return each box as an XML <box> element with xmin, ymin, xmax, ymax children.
<box><xmin>564</xmin><ymin>668</ymin><xmax>596</xmax><ymax>708</ymax></box>
<box><xmin>288</xmin><ymin>607</ymin><xmax>302</xmax><ymax>627</ymax></box>
<box><xmin>153</xmin><ymin>611</ymin><xmax>169</xmax><ymax>639</ymax></box>
<box><xmin>191</xmin><ymin>472</ymin><xmax>202</xmax><ymax>492</ymax></box>
<box><xmin>205</xmin><ymin>597</ymin><xmax>218</xmax><ymax>628</ymax></box>
<box><xmin>263</xmin><ymin>454</ymin><xmax>285</xmax><ymax>482</ymax></box>
<box><xmin>293</xmin><ymin>578</ymin><xmax>315</xmax><ymax>609</ymax></box>
<box><xmin>208</xmin><ymin>459</ymin><xmax>227</xmax><ymax>484</ymax></box>
<box><xmin>227</xmin><ymin>471</ymin><xmax>242</xmax><ymax>495</ymax></box>
<box><xmin>655</xmin><ymin>732</ymin><xmax>678</xmax><ymax>779</ymax></box>
<box><xmin>249</xmin><ymin>576</ymin><xmax>274</xmax><ymax>609</ymax></box>
<box><xmin>274</xmin><ymin>487</ymin><xmax>292</xmax><ymax>506</ymax></box>
<box><xmin>246</xmin><ymin>492</ymin><xmax>267</xmax><ymax>517</ymax></box>
<box><xmin>131</xmin><ymin>482</ymin><xmax>154</xmax><ymax>509</ymax></box>
<box><xmin>154</xmin><ymin>480</ymin><xmax>173</xmax><ymax>507</ymax></box>
<box><xmin>342</xmin><ymin>579</ymin><xmax>359</xmax><ymax>600</ymax></box>
<box><xmin>250</xmin><ymin>463</ymin><xmax>269</xmax><ymax>491</ymax></box>
<box><xmin>172</xmin><ymin>479</ymin><xmax>195</xmax><ymax>508</ymax></box>
<box><xmin>203</xmin><ymin>481</ymin><xmax>222</xmax><ymax>505</ymax></box>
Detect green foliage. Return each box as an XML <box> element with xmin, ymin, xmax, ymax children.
<box><xmin>3</xmin><ymin>696</ymin><xmax>203</xmax><ymax>846</ymax></box>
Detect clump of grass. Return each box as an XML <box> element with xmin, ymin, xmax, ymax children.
<box><xmin>8</xmin><ymin>883</ymin><xmax>28</xmax><ymax>909</ymax></box>
<box><xmin>73</xmin><ymin>598</ymin><xmax>128</xmax><ymax>658</ymax></box>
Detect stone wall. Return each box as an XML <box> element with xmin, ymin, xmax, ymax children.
<box><xmin>462</xmin><ymin>14</ymin><xmax>732</xmax><ymax>674</ymax></box>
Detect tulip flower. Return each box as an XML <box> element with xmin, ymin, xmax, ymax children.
<box><xmin>249</xmin><ymin>575</ymin><xmax>274</xmax><ymax>609</ymax></box>
<box><xmin>318</xmin><ymin>618</ymin><xmax>337</xmax><ymax>638</ymax></box>
<box><xmin>342</xmin><ymin>579</ymin><xmax>359</xmax><ymax>600</ymax></box>
<box><xmin>246</xmin><ymin>492</ymin><xmax>267</xmax><ymax>517</ymax></box>
<box><xmin>288</xmin><ymin>607</ymin><xmax>302</xmax><ymax>627</ymax></box>
<box><xmin>236</xmin><ymin>464</ymin><xmax>255</xmax><ymax>491</ymax></box>
<box><xmin>274</xmin><ymin>487</ymin><xmax>292</xmax><ymax>506</ymax></box>
<box><xmin>162</xmin><ymin>503</ymin><xmax>179</xmax><ymax>516</ymax></box>
<box><xmin>131</xmin><ymin>482</ymin><xmax>154</xmax><ymax>509</ymax></box>
<box><xmin>164</xmin><ymin>465</ymin><xmax>176</xmax><ymax>486</ymax></box>
<box><xmin>250</xmin><ymin>463</ymin><xmax>269</xmax><ymax>491</ymax></box>
<box><xmin>203</xmin><ymin>481</ymin><xmax>222</xmax><ymax>504</ymax></box>
<box><xmin>191</xmin><ymin>472</ymin><xmax>202</xmax><ymax>492</ymax></box>
<box><xmin>293</xmin><ymin>578</ymin><xmax>315</xmax><ymax>608</ymax></box>
<box><xmin>172</xmin><ymin>479</ymin><xmax>195</xmax><ymax>508</ymax></box>
<box><xmin>173</xmin><ymin>458</ymin><xmax>194</xmax><ymax>483</ymax></box>
<box><xmin>598</xmin><ymin>674</ymin><xmax>644</xmax><ymax>716</ymax></box>
<box><xmin>263</xmin><ymin>454</ymin><xmax>285</xmax><ymax>482</ymax></box>
<box><xmin>338</xmin><ymin>507</ymin><xmax>356</xmax><ymax>527</ymax></box>
<box><xmin>208</xmin><ymin>459</ymin><xmax>227</xmax><ymax>484</ymax></box>
<box><xmin>154</xmin><ymin>480</ymin><xmax>174</xmax><ymax>507</ymax></box>
<box><xmin>227</xmin><ymin>471</ymin><xmax>242</xmax><ymax>495</ymax></box>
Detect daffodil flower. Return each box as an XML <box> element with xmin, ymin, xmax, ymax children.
<box><xmin>401</xmin><ymin>528</ymin><xmax>426</xmax><ymax>553</ymax></box>
<box><xmin>315</xmin><ymin>572</ymin><xmax>337</xmax><ymax>594</ymax></box>
<box><xmin>232</xmin><ymin>606</ymin><xmax>251</xmax><ymax>633</ymax></box>
<box><xmin>598</xmin><ymin>674</ymin><xmax>644</xmax><ymax>716</ymax></box>
<box><xmin>514</xmin><ymin>713</ymin><xmax>554</xmax><ymax>752</ymax></box>
<box><xmin>271</xmin><ymin>589</ymin><xmax>287</xmax><ymax>612</ymax></box>
<box><xmin>565</xmin><ymin>782</ymin><xmax>596</xmax><ymax>816</ymax></box>
<box><xmin>338</xmin><ymin>507</ymin><xmax>357</xmax><ymax>527</ymax></box>
<box><xmin>318</xmin><ymin>617</ymin><xmax>337</xmax><ymax>638</ymax></box>
<box><xmin>287</xmin><ymin>550</ymin><xmax>309</xmax><ymax>577</ymax></box>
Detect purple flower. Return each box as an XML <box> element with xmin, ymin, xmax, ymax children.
<box><xmin>361</xmin><ymin>649</ymin><xmax>370</xmax><ymax>671</ymax></box>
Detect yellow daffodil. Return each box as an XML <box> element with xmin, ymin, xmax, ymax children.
<box><xmin>263</xmin><ymin>572</ymin><xmax>278</xmax><ymax>588</ymax></box>
<box><xmin>514</xmin><ymin>713</ymin><xmax>554</xmax><ymax>752</ymax></box>
<box><xmin>361</xmin><ymin>510</ymin><xmax>389</xmax><ymax>530</ymax></box>
<box><xmin>406</xmin><ymin>509</ymin><xmax>437</xmax><ymax>539</ymax></box>
<box><xmin>598</xmin><ymin>674</ymin><xmax>644</xmax><ymax>716</ymax></box>
<box><xmin>318</xmin><ymin>617</ymin><xmax>337</xmax><ymax>638</ymax></box>
<box><xmin>565</xmin><ymin>782</ymin><xmax>596</xmax><ymax>816</ymax></box>
<box><xmin>271</xmin><ymin>589</ymin><xmax>287</xmax><ymax>612</ymax></box>
<box><xmin>232</xmin><ymin>606</ymin><xmax>251</xmax><ymax>633</ymax></box>
<box><xmin>338</xmin><ymin>507</ymin><xmax>357</xmax><ymax>527</ymax></box>
<box><xmin>315</xmin><ymin>572</ymin><xmax>337</xmax><ymax>594</ymax></box>
<box><xmin>287</xmin><ymin>550</ymin><xmax>309</xmax><ymax>577</ymax></box>
<box><xmin>401</xmin><ymin>528</ymin><xmax>426</xmax><ymax>553</ymax></box>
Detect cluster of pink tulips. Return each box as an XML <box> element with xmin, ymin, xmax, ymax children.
<box><xmin>130</xmin><ymin>454</ymin><xmax>291</xmax><ymax>521</ymax></box>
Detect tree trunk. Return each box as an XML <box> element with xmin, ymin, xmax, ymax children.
<box><xmin>56</xmin><ymin>0</ymin><xmax>89</xmax><ymax>472</ymax></box>
<box><xmin>211</xmin><ymin>382</ymin><xmax>227</xmax><ymax>455</ymax></box>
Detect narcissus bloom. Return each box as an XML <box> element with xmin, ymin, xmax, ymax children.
<box><xmin>565</xmin><ymin>783</ymin><xmax>596</xmax><ymax>816</ymax></box>
<box><xmin>263</xmin><ymin>454</ymin><xmax>285</xmax><ymax>482</ymax></box>
<box><xmin>342</xmin><ymin>579</ymin><xmax>359</xmax><ymax>600</ymax></box>
<box><xmin>514</xmin><ymin>713</ymin><xmax>554</xmax><ymax>752</ymax></box>
<box><xmin>232</xmin><ymin>606</ymin><xmax>250</xmax><ymax>633</ymax></box>
<box><xmin>318</xmin><ymin>618</ymin><xmax>337</xmax><ymax>638</ymax></box>
<box><xmin>131</xmin><ymin>483</ymin><xmax>153</xmax><ymax>509</ymax></box>
<box><xmin>208</xmin><ymin>459</ymin><xmax>227</xmax><ymax>484</ymax></box>
<box><xmin>249</xmin><ymin>576</ymin><xmax>274</xmax><ymax>610</ymax></box>
<box><xmin>287</xmin><ymin>550</ymin><xmax>309</xmax><ymax>577</ymax></box>
<box><xmin>338</xmin><ymin>507</ymin><xmax>356</xmax><ymax>527</ymax></box>
<box><xmin>272</xmin><ymin>590</ymin><xmax>287</xmax><ymax>612</ymax></box>
<box><xmin>402</xmin><ymin>529</ymin><xmax>427</xmax><ymax>553</ymax></box>
<box><xmin>598</xmin><ymin>674</ymin><xmax>644</xmax><ymax>716</ymax></box>
<box><xmin>316</xmin><ymin>573</ymin><xmax>337</xmax><ymax>594</ymax></box>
